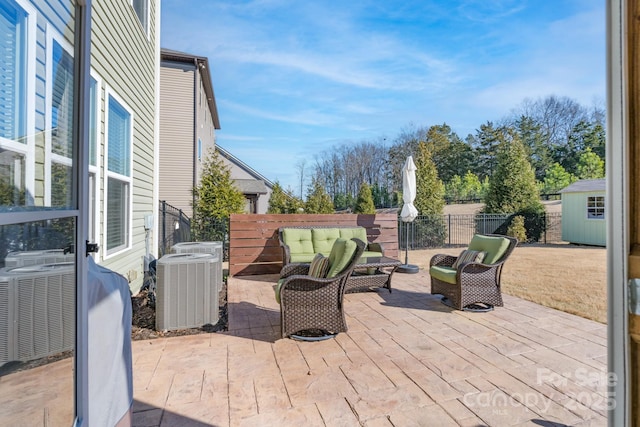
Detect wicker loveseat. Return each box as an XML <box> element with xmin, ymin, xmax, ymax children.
<box><xmin>429</xmin><ymin>234</ymin><xmax>517</xmax><ymax>311</ymax></box>
<box><xmin>278</xmin><ymin>226</ymin><xmax>383</xmax><ymax>267</ymax></box>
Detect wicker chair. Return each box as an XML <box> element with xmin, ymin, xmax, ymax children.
<box><xmin>429</xmin><ymin>234</ymin><xmax>517</xmax><ymax>311</ymax></box>
<box><xmin>277</xmin><ymin>238</ymin><xmax>365</xmax><ymax>340</ymax></box>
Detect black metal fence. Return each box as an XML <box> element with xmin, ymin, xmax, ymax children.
<box><xmin>398</xmin><ymin>212</ymin><xmax>563</xmax><ymax>250</ymax></box>
<box><xmin>158</xmin><ymin>201</ymin><xmax>229</xmax><ymax>259</ymax></box>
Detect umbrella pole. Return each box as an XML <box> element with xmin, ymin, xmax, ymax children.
<box><xmin>397</xmin><ymin>220</ymin><xmax>419</xmax><ymax>274</ymax></box>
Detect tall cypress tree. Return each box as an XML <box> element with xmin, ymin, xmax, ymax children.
<box><xmin>483</xmin><ymin>130</ymin><xmax>543</xmax><ymax>214</ymax></box>
<box><xmin>414</xmin><ymin>141</ymin><xmax>445</xmax><ymax>215</ymax></box>
<box><xmin>193</xmin><ymin>148</ymin><xmax>245</xmax><ymax>220</ymax></box>
<box><xmin>354</xmin><ymin>182</ymin><xmax>376</xmax><ymax>214</ymax></box>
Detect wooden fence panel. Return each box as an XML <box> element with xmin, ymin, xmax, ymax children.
<box><xmin>229</xmin><ymin>213</ymin><xmax>399</xmax><ymax>276</ymax></box>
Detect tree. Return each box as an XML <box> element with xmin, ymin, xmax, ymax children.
<box><xmin>445</xmin><ymin>175</ymin><xmax>463</xmax><ymax>202</ymax></box>
<box><xmin>576</xmin><ymin>148</ymin><xmax>605</xmax><ymax>180</ymax></box>
<box><xmin>304</xmin><ymin>178</ymin><xmax>334</xmax><ymax>213</ymax></box>
<box><xmin>483</xmin><ymin>130</ymin><xmax>543</xmax><ymax>214</ymax></box>
<box><xmin>461</xmin><ymin>171</ymin><xmax>483</xmax><ymax>200</ymax></box>
<box><xmin>267</xmin><ymin>182</ymin><xmax>288</xmax><ymax>213</ymax></box>
<box><xmin>414</xmin><ymin>141</ymin><xmax>445</xmax><ymax>215</ymax></box>
<box><xmin>541</xmin><ymin>163</ymin><xmax>576</xmax><ymax>194</ymax></box>
<box><xmin>354</xmin><ymin>182</ymin><xmax>376</xmax><ymax>214</ymax></box>
<box><xmin>193</xmin><ymin>148</ymin><xmax>245</xmax><ymax>220</ymax></box>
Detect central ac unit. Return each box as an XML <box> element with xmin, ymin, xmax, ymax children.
<box><xmin>4</xmin><ymin>249</ymin><xmax>74</xmax><ymax>268</ymax></box>
<box><xmin>170</xmin><ymin>242</ymin><xmax>222</xmax><ymax>292</ymax></box>
<box><xmin>156</xmin><ymin>253</ymin><xmax>219</xmax><ymax>331</ymax></box>
<box><xmin>0</xmin><ymin>262</ymin><xmax>75</xmax><ymax>366</ymax></box>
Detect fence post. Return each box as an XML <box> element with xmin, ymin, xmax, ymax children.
<box><xmin>448</xmin><ymin>214</ymin><xmax>451</xmax><ymax>246</ymax></box>
<box><xmin>161</xmin><ymin>200</ymin><xmax>167</xmax><ymax>256</ymax></box>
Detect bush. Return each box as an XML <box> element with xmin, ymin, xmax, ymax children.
<box><xmin>507</xmin><ymin>215</ymin><xmax>527</xmax><ymax>243</ymax></box>
<box><xmin>406</xmin><ymin>215</ymin><xmax>447</xmax><ymax>248</ymax></box>
<box><xmin>491</xmin><ymin>207</ymin><xmax>546</xmax><ymax>243</ymax></box>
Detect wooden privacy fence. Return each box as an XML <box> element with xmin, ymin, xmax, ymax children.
<box><xmin>229</xmin><ymin>213</ymin><xmax>399</xmax><ymax>276</ymax></box>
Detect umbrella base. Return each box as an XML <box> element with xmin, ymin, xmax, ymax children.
<box><xmin>396</xmin><ymin>264</ymin><xmax>419</xmax><ymax>274</ymax></box>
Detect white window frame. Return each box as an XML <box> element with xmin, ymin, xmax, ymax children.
<box><xmin>0</xmin><ymin>0</ymin><xmax>36</xmax><ymax>205</ymax></box>
<box><xmin>130</xmin><ymin>0</ymin><xmax>149</xmax><ymax>39</ymax></box>
<box><xmin>103</xmin><ymin>88</ymin><xmax>133</xmax><ymax>258</ymax></box>
<box><xmin>88</xmin><ymin>72</ymin><xmax>101</xmax><ymax>256</ymax></box>
<box><xmin>44</xmin><ymin>29</ymin><xmax>74</xmax><ymax>206</ymax></box>
<box><xmin>586</xmin><ymin>195</ymin><xmax>605</xmax><ymax>220</ymax></box>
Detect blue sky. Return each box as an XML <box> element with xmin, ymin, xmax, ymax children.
<box><xmin>161</xmin><ymin>0</ymin><xmax>605</xmax><ymax>192</ymax></box>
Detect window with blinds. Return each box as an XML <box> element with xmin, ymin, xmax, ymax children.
<box><xmin>0</xmin><ymin>0</ymin><xmax>26</xmax><ymax>142</ymax></box>
<box><xmin>106</xmin><ymin>94</ymin><xmax>132</xmax><ymax>253</ymax></box>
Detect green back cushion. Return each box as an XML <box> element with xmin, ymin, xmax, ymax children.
<box><xmin>326</xmin><ymin>238</ymin><xmax>358</xmax><ymax>278</ymax></box>
<box><xmin>339</xmin><ymin>227</ymin><xmax>368</xmax><ymax>243</ymax></box>
<box><xmin>282</xmin><ymin>228</ymin><xmax>314</xmax><ymax>255</ymax></box>
<box><xmin>468</xmin><ymin>235</ymin><xmax>511</xmax><ymax>264</ymax></box>
<box><xmin>311</xmin><ymin>228</ymin><xmax>340</xmax><ymax>254</ymax></box>
<box><xmin>275</xmin><ymin>278</ymin><xmax>284</xmax><ymax>304</ymax></box>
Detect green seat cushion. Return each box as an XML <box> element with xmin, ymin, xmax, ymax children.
<box><xmin>282</xmin><ymin>228</ymin><xmax>314</xmax><ymax>256</ymax></box>
<box><xmin>311</xmin><ymin>228</ymin><xmax>340</xmax><ymax>254</ymax></box>
<box><xmin>290</xmin><ymin>253</ymin><xmax>317</xmax><ymax>263</ymax></box>
<box><xmin>275</xmin><ymin>278</ymin><xmax>285</xmax><ymax>304</ymax></box>
<box><xmin>429</xmin><ymin>266</ymin><xmax>457</xmax><ymax>284</ymax></box>
<box><xmin>361</xmin><ymin>250</ymin><xmax>383</xmax><ymax>259</ymax></box>
<box><xmin>339</xmin><ymin>227</ymin><xmax>368</xmax><ymax>243</ymax></box>
<box><xmin>326</xmin><ymin>238</ymin><xmax>358</xmax><ymax>278</ymax></box>
<box><xmin>468</xmin><ymin>235</ymin><xmax>511</xmax><ymax>264</ymax></box>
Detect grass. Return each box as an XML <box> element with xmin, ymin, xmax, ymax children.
<box><xmin>409</xmin><ymin>243</ymin><xmax>607</xmax><ymax>323</ymax></box>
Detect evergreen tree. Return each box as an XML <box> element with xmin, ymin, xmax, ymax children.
<box><xmin>576</xmin><ymin>148</ymin><xmax>605</xmax><ymax>180</ymax></box>
<box><xmin>193</xmin><ymin>148</ymin><xmax>245</xmax><ymax>220</ymax></box>
<box><xmin>304</xmin><ymin>178</ymin><xmax>334</xmax><ymax>213</ymax></box>
<box><xmin>414</xmin><ymin>141</ymin><xmax>445</xmax><ymax>215</ymax></box>
<box><xmin>461</xmin><ymin>171</ymin><xmax>483</xmax><ymax>200</ymax></box>
<box><xmin>354</xmin><ymin>182</ymin><xmax>376</xmax><ymax>214</ymax></box>
<box><xmin>445</xmin><ymin>175</ymin><xmax>463</xmax><ymax>202</ymax></box>
<box><xmin>483</xmin><ymin>130</ymin><xmax>543</xmax><ymax>214</ymax></box>
<box><xmin>285</xmin><ymin>186</ymin><xmax>305</xmax><ymax>213</ymax></box>
<box><xmin>267</xmin><ymin>182</ymin><xmax>288</xmax><ymax>213</ymax></box>
<box><xmin>541</xmin><ymin>163</ymin><xmax>576</xmax><ymax>194</ymax></box>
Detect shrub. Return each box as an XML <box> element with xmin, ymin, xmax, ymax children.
<box><xmin>507</xmin><ymin>215</ymin><xmax>527</xmax><ymax>243</ymax></box>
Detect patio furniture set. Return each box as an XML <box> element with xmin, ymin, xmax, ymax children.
<box><xmin>276</xmin><ymin>226</ymin><xmax>517</xmax><ymax>340</ymax></box>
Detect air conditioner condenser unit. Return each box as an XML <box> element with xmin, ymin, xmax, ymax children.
<box><xmin>169</xmin><ymin>242</ymin><xmax>223</xmax><ymax>292</ymax></box>
<box><xmin>0</xmin><ymin>262</ymin><xmax>75</xmax><ymax>366</ymax></box>
<box><xmin>156</xmin><ymin>253</ymin><xmax>219</xmax><ymax>331</ymax></box>
<box><xmin>4</xmin><ymin>249</ymin><xmax>74</xmax><ymax>268</ymax></box>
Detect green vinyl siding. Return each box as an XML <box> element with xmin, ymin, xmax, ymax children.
<box><xmin>91</xmin><ymin>0</ymin><xmax>158</xmax><ymax>292</ymax></box>
<box><xmin>561</xmin><ymin>191</ymin><xmax>606</xmax><ymax>246</ymax></box>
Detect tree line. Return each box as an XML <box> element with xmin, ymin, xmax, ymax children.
<box><xmin>266</xmin><ymin>94</ymin><xmax>605</xmax><ymax>215</ymax></box>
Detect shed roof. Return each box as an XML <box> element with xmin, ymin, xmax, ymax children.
<box><xmin>559</xmin><ymin>179</ymin><xmax>606</xmax><ymax>193</ymax></box>
<box><xmin>234</xmin><ymin>179</ymin><xmax>268</xmax><ymax>195</ymax></box>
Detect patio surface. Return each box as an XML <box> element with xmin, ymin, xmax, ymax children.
<box><xmin>131</xmin><ymin>270</ymin><xmax>608</xmax><ymax>426</ymax></box>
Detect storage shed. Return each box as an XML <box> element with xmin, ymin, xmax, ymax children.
<box><xmin>559</xmin><ymin>179</ymin><xmax>606</xmax><ymax>246</ymax></box>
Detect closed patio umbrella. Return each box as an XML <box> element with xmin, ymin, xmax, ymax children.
<box><xmin>398</xmin><ymin>156</ymin><xmax>419</xmax><ymax>273</ymax></box>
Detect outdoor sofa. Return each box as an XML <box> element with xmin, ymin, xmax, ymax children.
<box><xmin>278</xmin><ymin>226</ymin><xmax>383</xmax><ymax>267</ymax></box>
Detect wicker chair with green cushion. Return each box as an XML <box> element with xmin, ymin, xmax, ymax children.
<box><xmin>275</xmin><ymin>238</ymin><xmax>365</xmax><ymax>340</ymax></box>
<box><xmin>429</xmin><ymin>234</ymin><xmax>517</xmax><ymax>311</ymax></box>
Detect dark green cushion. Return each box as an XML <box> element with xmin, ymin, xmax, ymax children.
<box><xmin>429</xmin><ymin>266</ymin><xmax>457</xmax><ymax>284</ymax></box>
<box><xmin>282</xmin><ymin>228</ymin><xmax>314</xmax><ymax>255</ymax></box>
<box><xmin>468</xmin><ymin>234</ymin><xmax>511</xmax><ymax>264</ymax></box>
<box><xmin>326</xmin><ymin>238</ymin><xmax>357</xmax><ymax>278</ymax></box>
<box><xmin>311</xmin><ymin>228</ymin><xmax>340</xmax><ymax>254</ymax></box>
<box><xmin>339</xmin><ymin>227</ymin><xmax>368</xmax><ymax>243</ymax></box>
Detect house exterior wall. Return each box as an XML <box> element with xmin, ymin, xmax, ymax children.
<box><xmin>561</xmin><ymin>190</ymin><xmax>606</xmax><ymax>246</ymax></box>
<box><xmin>219</xmin><ymin>154</ymin><xmax>273</xmax><ymax>214</ymax></box>
<box><xmin>159</xmin><ymin>61</ymin><xmax>195</xmax><ymax>217</ymax></box>
<box><xmin>91</xmin><ymin>0</ymin><xmax>159</xmax><ymax>292</ymax></box>
<box><xmin>159</xmin><ymin>58</ymin><xmax>218</xmax><ymax>218</ymax></box>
